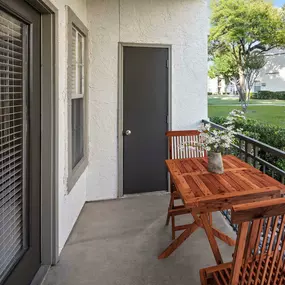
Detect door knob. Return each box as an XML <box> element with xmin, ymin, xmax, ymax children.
<box><xmin>124</xmin><ymin>130</ymin><xmax>132</xmax><ymax>136</ymax></box>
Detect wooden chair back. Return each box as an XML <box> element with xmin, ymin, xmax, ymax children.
<box><xmin>166</xmin><ymin>130</ymin><xmax>206</xmax><ymax>159</ymax></box>
<box><xmin>229</xmin><ymin>198</ymin><xmax>285</xmax><ymax>285</ymax></box>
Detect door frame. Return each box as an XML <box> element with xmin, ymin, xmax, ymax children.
<box><xmin>26</xmin><ymin>0</ymin><xmax>59</xmax><ymax>276</ymax></box>
<box><xmin>117</xmin><ymin>43</ymin><xmax>172</xmax><ymax>198</ymax></box>
<box><xmin>23</xmin><ymin>0</ymin><xmax>58</xmax><ymax>282</ymax></box>
<box><xmin>0</xmin><ymin>0</ymin><xmax>58</xmax><ymax>282</ymax></box>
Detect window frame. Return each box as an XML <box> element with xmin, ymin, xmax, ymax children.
<box><xmin>67</xmin><ymin>6</ymin><xmax>88</xmax><ymax>192</ymax></box>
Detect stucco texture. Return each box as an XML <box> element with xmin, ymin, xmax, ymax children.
<box><xmin>50</xmin><ymin>0</ymin><xmax>88</xmax><ymax>253</ymax></box>
<box><xmin>50</xmin><ymin>0</ymin><xmax>208</xmax><ymax>254</ymax></box>
<box><xmin>86</xmin><ymin>0</ymin><xmax>208</xmax><ymax>201</ymax></box>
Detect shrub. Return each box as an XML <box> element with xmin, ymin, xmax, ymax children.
<box><xmin>249</xmin><ymin>92</ymin><xmax>257</xmax><ymax>98</ymax></box>
<box><xmin>208</xmin><ymin>92</ymin><xmax>213</xmax><ymax>96</ymax></box>
<box><xmin>210</xmin><ymin>116</ymin><xmax>285</xmax><ymax>171</ymax></box>
<box><xmin>252</xmin><ymin>91</ymin><xmax>285</xmax><ymax>100</ymax></box>
<box><xmin>210</xmin><ymin>116</ymin><xmax>285</xmax><ymax>150</ymax></box>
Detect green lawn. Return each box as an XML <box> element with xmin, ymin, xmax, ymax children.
<box><xmin>208</xmin><ymin>96</ymin><xmax>285</xmax><ymax>106</ymax></box>
<box><xmin>208</xmin><ymin>96</ymin><xmax>285</xmax><ymax>127</ymax></box>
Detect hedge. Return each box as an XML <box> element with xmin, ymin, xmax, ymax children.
<box><xmin>210</xmin><ymin>116</ymin><xmax>285</xmax><ymax>171</ymax></box>
<box><xmin>210</xmin><ymin>117</ymin><xmax>285</xmax><ymax>150</ymax></box>
<box><xmin>252</xmin><ymin>91</ymin><xmax>285</xmax><ymax>100</ymax></box>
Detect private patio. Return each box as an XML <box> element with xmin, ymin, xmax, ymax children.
<box><xmin>42</xmin><ymin>193</ymin><xmax>236</xmax><ymax>285</ymax></box>
<box><xmin>41</xmin><ymin>120</ymin><xmax>285</xmax><ymax>285</ymax></box>
<box><xmin>2</xmin><ymin>1</ymin><xmax>285</xmax><ymax>285</ymax></box>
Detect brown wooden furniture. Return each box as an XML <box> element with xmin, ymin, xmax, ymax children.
<box><xmin>200</xmin><ymin>198</ymin><xmax>285</xmax><ymax>285</ymax></box>
<box><xmin>159</xmin><ymin>155</ymin><xmax>285</xmax><ymax>262</ymax></box>
<box><xmin>165</xmin><ymin>130</ymin><xmax>207</xmax><ymax>240</ymax></box>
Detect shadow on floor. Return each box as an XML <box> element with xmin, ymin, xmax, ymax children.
<box><xmin>43</xmin><ymin>193</ymin><xmax>236</xmax><ymax>285</ymax></box>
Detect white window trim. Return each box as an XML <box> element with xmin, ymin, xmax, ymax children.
<box><xmin>67</xmin><ymin>6</ymin><xmax>89</xmax><ymax>192</ymax></box>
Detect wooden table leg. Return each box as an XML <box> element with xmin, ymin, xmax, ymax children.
<box><xmin>212</xmin><ymin>227</ymin><xmax>236</xmax><ymax>246</ymax></box>
<box><xmin>193</xmin><ymin>213</ymin><xmax>236</xmax><ymax>246</ymax></box>
<box><xmin>200</xmin><ymin>214</ymin><xmax>223</xmax><ymax>265</ymax></box>
<box><xmin>159</xmin><ymin>212</ymin><xmax>234</xmax><ymax>260</ymax></box>
<box><xmin>209</xmin><ymin>213</ymin><xmax>213</xmax><ymax>226</ymax></box>
<box><xmin>158</xmin><ymin>222</ymin><xmax>199</xmax><ymax>259</ymax></box>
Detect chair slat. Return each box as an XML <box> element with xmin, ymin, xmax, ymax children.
<box><xmin>260</xmin><ymin>216</ymin><xmax>280</xmax><ymax>285</ymax></box>
<box><xmin>213</xmin><ymin>272</ymin><xmax>223</xmax><ymax>285</ymax></box>
<box><xmin>230</xmin><ymin>222</ymin><xmax>250</xmax><ymax>285</ymax></box>
<box><xmin>218</xmin><ymin>270</ymin><xmax>228</xmax><ymax>284</ymax></box>
<box><xmin>273</xmin><ymin>228</ymin><xmax>285</xmax><ymax>285</ymax></box>
<box><xmin>247</xmin><ymin>219</ymin><xmax>264</xmax><ymax>285</ymax></box>
<box><xmin>267</xmin><ymin>215</ymin><xmax>285</xmax><ymax>283</ymax></box>
<box><xmin>166</xmin><ymin>130</ymin><xmax>206</xmax><ymax>160</ymax></box>
<box><xmin>254</xmin><ymin>217</ymin><xmax>272</xmax><ymax>285</ymax></box>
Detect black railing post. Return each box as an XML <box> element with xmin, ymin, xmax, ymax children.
<box><xmin>245</xmin><ymin>141</ymin><xmax>249</xmax><ymax>163</ymax></box>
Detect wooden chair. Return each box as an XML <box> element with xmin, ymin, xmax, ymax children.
<box><xmin>165</xmin><ymin>130</ymin><xmax>207</xmax><ymax>240</ymax></box>
<box><xmin>200</xmin><ymin>198</ymin><xmax>285</xmax><ymax>285</ymax></box>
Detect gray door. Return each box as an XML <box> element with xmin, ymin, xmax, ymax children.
<box><xmin>0</xmin><ymin>1</ymin><xmax>41</xmax><ymax>285</ymax></box>
<box><xmin>123</xmin><ymin>47</ymin><xmax>169</xmax><ymax>195</ymax></box>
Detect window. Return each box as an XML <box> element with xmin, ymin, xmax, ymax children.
<box><xmin>67</xmin><ymin>6</ymin><xmax>88</xmax><ymax>191</ymax></box>
<box><xmin>71</xmin><ymin>27</ymin><xmax>84</xmax><ymax>168</ymax></box>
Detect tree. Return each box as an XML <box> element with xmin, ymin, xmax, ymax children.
<box><xmin>244</xmin><ymin>52</ymin><xmax>266</xmax><ymax>96</ymax></box>
<box><xmin>209</xmin><ymin>53</ymin><xmax>238</xmax><ymax>82</ymax></box>
<box><xmin>208</xmin><ymin>52</ymin><xmax>239</xmax><ymax>94</ymax></box>
<box><xmin>209</xmin><ymin>0</ymin><xmax>285</xmax><ymax>111</ymax></box>
<box><xmin>243</xmin><ymin>52</ymin><xmax>266</xmax><ymax>110</ymax></box>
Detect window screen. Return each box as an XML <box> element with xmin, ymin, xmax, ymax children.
<box><xmin>0</xmin><ymin>10</ymin><xmax>25</xmax><ymax>282</ymax></box>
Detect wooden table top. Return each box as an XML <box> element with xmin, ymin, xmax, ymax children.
<box><xmin>166</xmin><ymin>155</ymin><xmax>285</xmax><ymax>213</ymax></box>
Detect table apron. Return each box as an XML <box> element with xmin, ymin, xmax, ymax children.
<box><xmin>188</xmin><ymin>189</ymin><xmax>281</xmax><ymax>214</ymax></box>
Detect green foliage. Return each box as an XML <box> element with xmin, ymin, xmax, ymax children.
<box><xmin>209</xmin><ymin>0</ymin><xmax>285</xmax><ymax>107</ymax></box>
<box><xmin>277</xmin><ymin>159</ymin><xmax>285</xmax><ymax>171</ymax></box>
<box><xmin>210</xmin><ymin>0</ymin><xmax>285</xmax><ymax>53</ymax></box>
<box><xmin>244</xmin><ymin>52</ymin><xmax>266</xmax><ymax>71</ymax></box>
<box><xmin>210</xmin><ymin>117</ymin><xmax>285</xmax><ymax>149</ymax></box>
<box><xmin>208</xmin><ymin>53</ymin><xmax>238</xmax><ymax>81</ymax></box>
<box><xmin>210</xmin><ymin>116</ymin><xmax>285</xmax><ymax>171</ymax></box>
<box><xmin>252</xmin><ymin>91</ymin><xmax>285</xmax><ymax>100</ymax></box>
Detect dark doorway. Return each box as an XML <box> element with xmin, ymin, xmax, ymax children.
<box><xmin>123</xmin><ymin>46</ymin><xmax>169</xmax><ymax>195</ymax></box>
<box><xmin>0</xmin><ymin>1</ymin><xmax>41</xmax><ymax>285</ymax></box>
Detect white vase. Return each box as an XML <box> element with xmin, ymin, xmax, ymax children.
<box><xmin>208</xmin><ymin>152</ymin><xmax>224</xmax><ymax>174</ymax></box>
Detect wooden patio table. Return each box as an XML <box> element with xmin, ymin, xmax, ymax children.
<box><xmin>158</xmin><ymin>155</ymin><xmax>285</xmax><ymax>264</ymax></box>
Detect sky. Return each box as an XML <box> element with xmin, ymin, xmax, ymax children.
<box><xmin>274</xmin><ymin>0</ymin><xmax>285</xmax><ymax>6</ymax></box>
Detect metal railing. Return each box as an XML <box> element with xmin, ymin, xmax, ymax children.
<box><xmin>203</xmin><ymin>120</ymin><xmax>285</xmax><ymax>231</ymax></box>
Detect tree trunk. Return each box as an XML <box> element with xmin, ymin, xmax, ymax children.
<box><xmin>238</xmin><ymin>68</ymin><xmax>248</xmax><ymax>112</ymax></box>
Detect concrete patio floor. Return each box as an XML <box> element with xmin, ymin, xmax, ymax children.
<box><xmin>43</xmin><ymin>193</ymin><xmax>236</xmax><ymax>285</ymax></box>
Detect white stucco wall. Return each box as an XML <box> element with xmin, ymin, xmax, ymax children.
<box><xmin>48</xmin><ymin>0</ymin><xmax>208</xmax><ymax>253</ymax></box>
<box><xmin>256</xmin><ymin>49</ymin><xmax>285</xmax><ymax>92</ymax></box>
<box><xmin>86</xmin><ymin>0</ymin><xmax>208</xmax><ymax>201</ymax></box>
<box><xmin>49</xmin><ymin>0</ymin><xmax>88</xmax><ymax>253</ymax></box>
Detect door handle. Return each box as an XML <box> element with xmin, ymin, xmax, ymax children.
<box><xmin>124</xmin><ymin>130</ymin><xmax>132</xmax><ymax>136</ymax></box>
